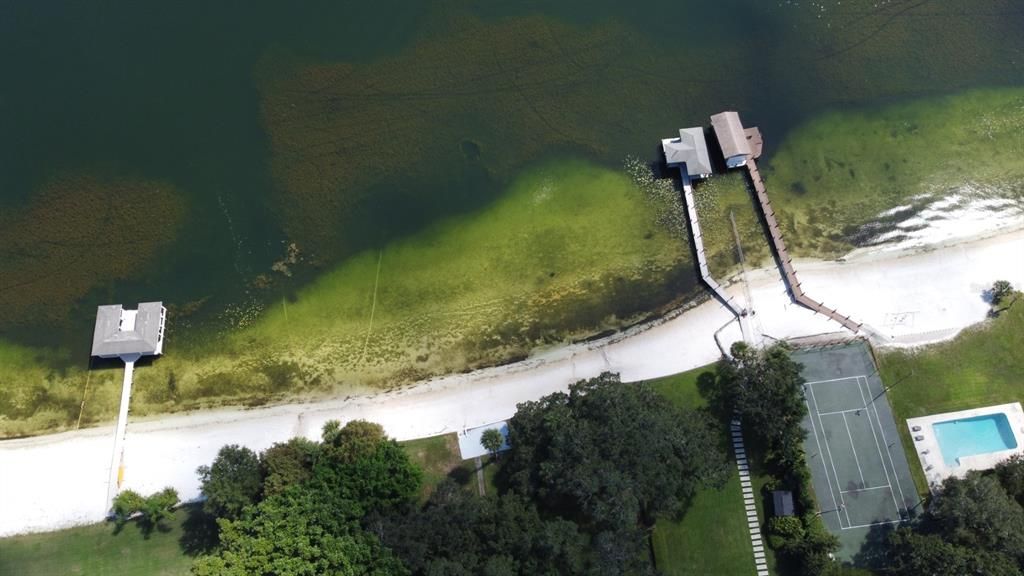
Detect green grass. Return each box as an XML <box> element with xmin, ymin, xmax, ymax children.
<box><xmin>879</xmin><ymin>299</ymin><xmax>1024</xmax><ymax>495</ymax></box>
<box><xmin>401</xmin><ymin>433</ymin><xmax>466</xmax><ymax>499</ymax></box>
<box><xmin>647</xmin><ymin>365</ymin><xmax>778</xmax><ymax>576</ymax></box>
<box><xmin>0</xmin><ymin>508</ymin><xmax>199</xmax><ymax>576</ymax></box>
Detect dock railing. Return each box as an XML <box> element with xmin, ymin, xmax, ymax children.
<box><xmin>744</xmin><ymin>158</ymin><xmax>863</xmax><ymax>335</ymax></box>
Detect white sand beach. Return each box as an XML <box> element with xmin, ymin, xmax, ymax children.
<box><xmin>1</xmin><ymin>223</ymin><xmax>1022</xmax><ymax>537</ymax></box>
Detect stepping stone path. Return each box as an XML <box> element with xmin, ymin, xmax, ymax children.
<box><xmin>733</xmin><ymin>417</ymin><xmax>770</xmax><ymax>576</ymax></box>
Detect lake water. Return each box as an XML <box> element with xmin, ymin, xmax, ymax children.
<box><xmin>2</xmin><ymin>0</ymin><xmax>1023</xmax><ymax>358</ymax></box>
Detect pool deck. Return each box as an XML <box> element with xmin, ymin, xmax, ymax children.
<box><xmin>906</xmin><ymin>402</ymin><xmax>1024</xmax><ymax>490</ymax></box>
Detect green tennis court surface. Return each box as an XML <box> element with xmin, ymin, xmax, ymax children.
<box><xmin>792</xmin><ymin>342</ymin><xmax>921</xmax><ymax>562</ymax></box>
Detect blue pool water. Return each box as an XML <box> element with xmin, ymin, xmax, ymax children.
<box><xmin>933</xmin><ymin>414</ymin><xmax>1018</xmax><ymax>467</ymax></box>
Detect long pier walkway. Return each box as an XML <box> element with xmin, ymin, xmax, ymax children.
<box><xmin>680</xmin><ymin>173</ymin><xmax>752</xmax><ymax>343</ymax></box>
<box><xmin>744</xmin><ymin>159</ymin><xmax>863</xmax><ymax>334</ymax></box>
<box><xmin>106</xmin><ymin>354</ymin><xmax>139</xmax><ymax>507</ymax></box>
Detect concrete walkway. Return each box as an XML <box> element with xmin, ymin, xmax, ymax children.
<box><xmin>105</xmin><ymin>355</ymin><xmax>139</xmax><ymax>508</ymax></box>
<box><xmin>732</xmin><ymin>417</ymin><xmax>770</xmax><ymax>576</ymax></box>
<box><xmin>680</xmin><ymin>172</ymin><xmax>752</xmax><ymax>342</ymax></box>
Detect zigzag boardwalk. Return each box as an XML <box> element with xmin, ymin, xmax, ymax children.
<box><xmin>745</xmin><ymin>159</ymin><xmax>862</xmax><ymax>335</ymax></box>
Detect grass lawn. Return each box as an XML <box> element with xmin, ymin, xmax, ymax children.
<box><xmin>879</xmin><ymin>299</ymin><xmax>1024</xmax><ymax>495</ymax></box>
<box><xmin>647</xmin><ymin>365</ymin><xmax>778</xmax><ymax>576</ymax></box>
<box><xmin>0</xmin><ymin>434</ymin><xmax>479</xmax><ymax>576</ymax></box>
<box><xmin>401</xmin><ymin>433</ymin><xmax>466</xmax><ymax>500</ymax></box>
<box><xmin>0</xmin><ymin>507</ymin><xmax>202</xmax><ymax>576</ymax></box>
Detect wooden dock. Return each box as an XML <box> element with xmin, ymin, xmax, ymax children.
<box><xmin>744</xmin><ymin>158</ymin><xmax>862</xmax><ymax>334</ymax></box>
<box><xmin>679</xmin><ymin>173</ymin><xmax>751</xmax><ymax>341</ymax></box>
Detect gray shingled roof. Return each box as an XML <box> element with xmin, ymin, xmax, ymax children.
<box><xmin>661</xmin><ymin>127</ymin><xmax>713</xmax><ymax>177</ymax></box>
<box><xmin>91</xmin><ymin>302</ymin><xmax>165</xmax><ymax>358</ymax></box>
<box><xmin>772</xmin><ymin>490</ymin><xmax>795</xmax><ymax>517</ymax></box>
<box><xmin>711</xmin><ymin>111</ymin><xmax>752</xmax><ymax>160</ymax></box>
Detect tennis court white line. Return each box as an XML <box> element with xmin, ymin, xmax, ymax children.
<box><xmin>841</xmin><ymin>412</ymin><xmax>867</xmax><ymax>487</ymax></box>
<box><xmin>805</xmin><ymin>398</ymin><xmax>841</xmax><ymax>526</ymax></box>
<box><xmin>805</xmin><ymin>376</ymin><xmax>862</xmax><ymax>385</ymax></box>
<box><xmin>816</xmin><ymin>408</ymin><xmax>864</xmax><ymax>417</ymax></box>
<box><xmin>860</xmin><ymin>376</ymin><xmax>910</xmax><ymax>515</ymax></box>
<box><xmin>840</xmin><ymin>485</ymin><xmax>891</xmax><ymax>494</ymax></box>
<box><xmin>842</xmin><ymin>519</ymin><xmax>902</xmax><ymax>531</ymax></box>
<box><xmin>856</xmin><ymin>376</ymin><xmax>903</xmax><ymax>519</ymax></box>
<box><xmin>807</xmin><ymin>382</ymin><xmax>852</xmax><ymax>528</ymax></box>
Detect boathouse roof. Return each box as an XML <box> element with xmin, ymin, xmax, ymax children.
<box><xmin>661</xmin><ymin>127</ymin><xmax>713</xmax><ymax>177</ymax></box>
<box><xmin>91</xmin><ymin>302</ymin><xmax>166</xmax><ymax>358</ymax></box>
<box><xmin>711</xmin><ymin>111</ymin><xmax>752</xmax><ymax>160</ymax></box>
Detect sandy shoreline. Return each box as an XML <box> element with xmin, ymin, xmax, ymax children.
<box><xmin>2</xmin><ymin>224</ymin><xmax>1023</xmax><ymax>537</ymax></box>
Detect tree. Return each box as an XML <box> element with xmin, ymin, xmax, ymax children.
<box><xmin>997</xmin><ymin>454</ymin><xmax>1024</xmax><ymax>507</ymax></box>
<box><xmin>111</xmin><ymin>487</ymin><xmax>179</xmax><ymax>534</ymax></box>
<box><xmin>111</xmin><ymin>489</ymin><xmax>146</xmax><ymax>526</ymax></box>
<box><xmin>323</xmin><ymin>419</ymin><xmax>386</xmax><ymax>463</ymax></box>
<box><xmin>992</xmin><ymin>280</ymin><xmax>1015</xmax><ymax>307</ymax></box>
<box><xmin>480</xmin><ymin>428</ymin><xmax>504</xmax><ymax>458</ymax></box>
<box><xmin>717</xmin><ymin>342</ymin><xmax>806</xmax><ymax>463</ymax></box>
<box><xmin>261</xmin><ymin>437</ymin><xmax>319</xmax><ymax>497</ymax></box>
<box><xmin>197</xmin><ymin>445</ymin><xmax>263</xmax><ymax>520</ymax></box>
<box><xmin>502</xmin><ymin>373</ymin><xmax>729</xmax><ymax>529</ymax></box>
<box><xmin>315</xmin><ymin>433</ymin><xmax>422</xmax><ymax>516</ymax></box>
<box><xmin>883</xmin><ymin>528</ymin><xmax>1021</xmax><ymax>576</ymax></box>
<box><xmin>925</xmin><ymin>472</ymin><xmax>1024</xmax><ymax>563</ymax></box>
<box><xmin>192</xmin><ymin>488</ymin><xmax>406</xmax><ymax>576</ymax></box>
<box><xmin>312</xmin><ymin>420</ymin><xmax>421</xmax><ymax>516</ymax></box>
<box><xmin>379</xmin><ymin>480</ymin><xmax>589</xmax><ymax>576</ymax></box>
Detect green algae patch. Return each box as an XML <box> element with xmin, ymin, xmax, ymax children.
<box><xmin>764</xmin><ymin>88</ymin><xmax>1024</xmax><ymax>257</ymax></box>
<box><xmin>228</xmin><ymin>158</ymin><xmax>691</xmax><ymax>388</ymax></box>
<box><xmin>0</xmin><ymin>174</ymin><xmax>187</xmax><ymax>331</ymax></box>
<box><xmin>0</xmin><ymin>159</ymin><xmax>693</xmax><ymax>437</ymax></box>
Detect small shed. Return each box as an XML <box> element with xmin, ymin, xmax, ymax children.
<box><xmin>711</xmin><ymin>111</ymin><xmax>753</xmax><ymax>168</ymax></box>
<box><xmin>772</xmin><ymin>490</ymin><xmax>795</xmax><ymax>517</ymax></box>
<box><xmin>91</xmin><ymin>302</ymin><xmax>167</xmax><ymax>359</ymax></box>
<box><xmin>661</xmin><ymin>127</ymin><xmax>713</xmax><ymax>178</ymax></box>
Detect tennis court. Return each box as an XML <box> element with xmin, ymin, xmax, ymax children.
<box><xmin>793</xmin><ymin>343</ymin><xmax>920</xmax><ymax>561</ymax></box>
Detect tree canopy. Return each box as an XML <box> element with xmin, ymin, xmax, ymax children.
<box><xmin>197</xmin><ymin>444</ymin><xmax>263</xmax><ymax>520</ymax></box>
<box><xmin>193</xmin><ymin>488</ymin><xmax>405</xmax><ymax>576</ymax></box>
<box><xmin>878</xmin><ymin>470</ymin><xmax>1024</xmax><ymax>575</ymax></box>
<box><xmin>716</xmin><ymin>342</ymin><xmax>806</xmax><ymax>464</ymax></box>
<box><xmin>480</xmin><ymin>428</ymin><xmax>504</xmax><ymax>457</ymax></box>
<box><xmin>194</xmin><ymin>420</ymin><xmax>419</xmax><ymax>575</ymax></box>
<box><xmin>503</xmin><ymin>373</ymin><xmax>728</xmax><ymax>529</ymax></box>
<box><xmin>380</xmin><ymin>481</ymin><xmax>589</xmax><ymax>576</ymax></box>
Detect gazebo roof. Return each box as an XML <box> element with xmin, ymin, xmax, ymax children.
<box><xmin>91</xmin><ymin>302</ymin><xmax>165</xmax><ymax>358</ymax></box>
<box><xmin>662</xmin><ymin>127</ymin><xmax>713</xmax><ymax>177</ymax></box>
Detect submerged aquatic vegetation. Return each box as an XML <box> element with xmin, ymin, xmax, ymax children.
<box><xmin>765</xmin><ymin>88</ymin><xmax>1024</xmax><ymax>257</ymax></box>
<box><xmin>0</xmin><ymin>175</ymin><xmax>186</xmax><ymax>333</ymax></box>
<box><xmin>0</xmin><ymin>159</ymin><xmax>694</xmax><ymax>437</ymax></box>
<box><xmin>257</xmin><ymin>13</ymin><xmax>746</xmax><ymax>262</ymax></box>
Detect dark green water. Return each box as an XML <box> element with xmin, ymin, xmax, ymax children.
<box><xmin>2</xmin><ymin>0</ymin><xmax>1022</xmax><ymax>354</ymax></box>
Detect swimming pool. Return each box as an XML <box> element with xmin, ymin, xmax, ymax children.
<box><xmin>933</xmin><ymin>414</ymin><xmax>1018</xmax><ymax>467</ymax></box>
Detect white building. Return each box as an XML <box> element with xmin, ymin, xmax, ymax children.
<box><xmin>91</xmin><ymin>302</ymin><xmax>166</xmax><ymax>359</ymax></box>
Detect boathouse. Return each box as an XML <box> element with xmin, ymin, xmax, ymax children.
<box><xmin>91</xmin><ymin>302</ymin><xmax>166</xmax><ymax>359</ymax></box>
<box><xmin>711</xmin><ymin>111</ymin><xmax>752</xmax><ymax>168</ymax></box>
<box><xmin>661</xmin><ymin>127</ymin><xmax>713</xmax><ymax>179</ymax></box>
